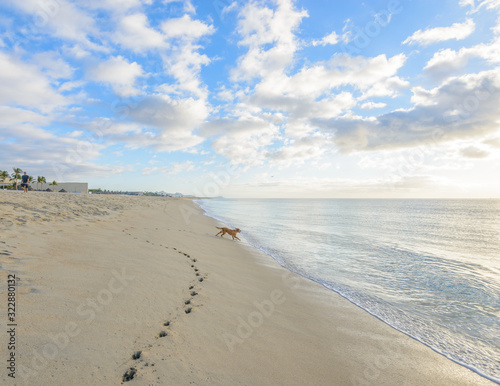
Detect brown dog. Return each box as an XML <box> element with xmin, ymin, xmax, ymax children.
<box><xmin>215</xmin><ymin>227</ymin><xmax>241</xmax><ymax>241</ymax></box>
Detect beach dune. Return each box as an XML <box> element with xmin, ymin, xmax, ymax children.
<box><xmin>0</xmin><ymin>191</ymin><xmax>494</xmax><ymax>385</ymax></box>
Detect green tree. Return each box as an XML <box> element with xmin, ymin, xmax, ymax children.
<box><xmin>49</xmin><ymin>180</ymin><xmax>58</xmax><ymax>192</ymax></box>
<box><xmin>40</xmin><ymin>176</ymin><xmax>46</xmax><ymax>190</ymax></box>
<box><xmin>0</xmin><ymin>170</ymin><xmax>9</xmax><ymax>190</ymax></box>
<box><xmin>11</xmin><ymin>168</ymin><xmax>22</xmax><ymax>190</ymax></box>
<box><xmin>37</xmin><ymin>176</ymin><xmax>43</xmax><ymax>191</ymax></box>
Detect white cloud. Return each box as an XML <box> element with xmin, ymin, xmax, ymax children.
<box><xmin>0</xmin><ymin>123</ymin><xmax>115</xmax><ymax>181</ymax></box>
<box><xmin>460</xmin><ymin>145</ymin><xmax>490</xmax><ymax>158</ymax></box>
<box><xmin>163</xmin><ymin>0</ymin><xmax>195</xmax><ymax>13</ymax></box>
<box><xmin>58</xmin><ymin>81</ymin><xmax>86</xmax><ymax>92</ymax></box>
<box><xmin>159</xmin><ymin>16</ymin><xmax>215</xmax><ymax>98</ymax></box>
<box><xmin>313</xmin><ymin>69</ymin><xmax>500</xmax><ymax>153</ymax></box>
<box><xmin>33</xmin><ymin>51</ymin><xmax>74</xmax><ymax>80</ymax></box>
<box><xmin>474</xmin><ymin>0</ymin><xmax>500</xmax><ymax>11</ymax></box>
<box><xmin>85</xmin><ymin>120</ymin><xmax>142</xmax><ymax>136</ymax></box>
<box><xmin>113</xmin><ymin>13</ymin><xmax>166</xmax><ymax>52</ymax></box>
<box><xmin>424</xmin><ymin>35</ymin><xmax>500</xmax><ymax>79</ymax></box>
<box><xmin>293</xmin><ymin>54</ymin><xmax>407</xmax><ymax>98</ymax></box>
<box><xmin>5</xmin><ymin>0</ymin><xmax>101</xmax><ymax>50</ymax></box>
<box><xmin>361</xmin><ymin>102</ymin><xmax>387</xmax><ymax>110</ymax></box>
<box><xmin>203</xmin><ymin>115</ymin><xmax>281</xmax><ymax>165</ymax></box>
<box><xmin>87</xmin><ymin>56</ymin><xmax>144</xmax><ymax>97</ymax></box>
<box><xmin>239</xmin><ymin>53</ymin><xmax>407</xmax><ymax>137</ymax></box>
<box><xmin>231</xmin><ymin>0</ymin><xmax>308</xmax><ymax>81</ymax></box>
<box><xmin>312</xmin><ymin>31</ymin><xmax>339</xmax><ymax>46</ymax></box>
<box><xmin>266</xmin><ymin>133</ymin><xmax>332</xmax><ymax>165</ymax></box>
<box><xmin>483</xmin><ymin>136</ymin><xmax>500</xmax><ymax>147</ymax></box>
<box><xmin>86</xmin><ymin>0</ymin><xmax>144</xmax><ymax>12</ymax></box>
<box><xmin>124</xmin><ymin>95</ymin><xmax>207</xmax><ymax>151</ymax></box>
<box><xmin>403</xmin><ymin>18</ymin><xmax>475</xmax><ymax>46</ymax></box>
<box><xmin>161</xmin><ymin>15</ymin><xmax>214</xmax><ymax>40</ymax></box>
<box><xmin>212</xmin><ymin>49</ymin><xmax>409</xmax><ymax>164</ymax></box>
<box><xmin>249</xmin><ymin>89</ymin><xmax>357</xmax><ymax>122</ymax></box>
<box><xmin>170</xmin><ymin>160</ymin><xmax>195</xmax><ymax>173</ymax></box>
<box><xmin>0</xmin><ymin>52</ymin><xmax>68</xmax><ymax>112</ymax></box>
<box><xmin>0</xmin><ymin>106</ymin><xmax>51</xmax><ymax>127</ymax></box>
<box><xmin>460</xmin><ymin>0</ymin><xmax>475</xmax><ymax>7</ymax></box>
<box><xmin>245</xmin><ymin>53</ymin><xmax>408</xmax><ymax>117</ymax></box>
<box><xmin>424</xmin><ymin>48</ymin><xmax>471</xmax><ymax>76</ymax></box>
<box><xmin>160</xmin><ymin>48</ymin><xmax>211</xmax><ymax>98</ymax></box>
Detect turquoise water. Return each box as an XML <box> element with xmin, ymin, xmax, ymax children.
<box><xmin>197</xmin><ymin>198</ymin><xmax>500</xmax><ymax>383</ymax></box>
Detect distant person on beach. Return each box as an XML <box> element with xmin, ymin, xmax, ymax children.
<box><xmin>21</xmin><ymin>172</ymin><xmax>29</xmax><ymax>193</ymax></box>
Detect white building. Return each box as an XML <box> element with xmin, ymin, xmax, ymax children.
<box><xmin>36</xmin><ymin>182</ymin><xmax>88</xmax><ymax>193</ymax></box>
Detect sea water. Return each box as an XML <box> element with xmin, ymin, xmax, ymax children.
<box><xmin>196</xmin><ymin>198</ymin><xmax>500</xmax><ymax>383</ymax></box>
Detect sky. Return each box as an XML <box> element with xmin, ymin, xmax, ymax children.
<box><xmin>0</xmin><ymin>0</ymin><xmax>499</xmax><ymax>198</ymax></box>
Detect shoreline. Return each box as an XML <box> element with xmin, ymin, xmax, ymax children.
<box><xmin>195</xmin><ymin>198</ymin><xmax>500</xmax><ymax>385</ymax></box>
<box><xmin>0</xmin><ymin>191</ymin><xmax>495</xmax><ymax>385</ymax></box>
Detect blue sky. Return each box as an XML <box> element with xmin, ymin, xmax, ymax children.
<box><xmin>0</xmin><ymin>0</ymin><xmax>499</xmax><ymax>197</ymax></box>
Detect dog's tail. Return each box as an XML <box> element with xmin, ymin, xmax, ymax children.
<box><xmin>215</xmin><ymin>227</ymin><xmax>223</xmax><ymax>229</ymax></box>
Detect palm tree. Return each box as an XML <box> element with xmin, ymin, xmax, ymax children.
<box><xmin>0</xmin><ymin>170</ymin><xmax>9</xmax><ymax>190</ymax></box>
<box><xmin>28</xmin><ymin>175</ymin><xmax>34</xmax><ymax>191</ymax></box>
<box><xmin>40</xmin><ymin>176</ymin><xmax>46</xmax><ymax>190</ymax></box>
<box><xmin>12</xmin><ymin>168</ymin><xmax>22</xmax><ymax>190</ymax></box>
<box><xmin>49</xmin><ymin>180</ymin><xmax>58</xmax><ymax>192</ymax></box>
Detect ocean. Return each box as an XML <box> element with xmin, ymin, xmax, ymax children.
<box><xmin>196</xmin><ymin>198</ymin><xmax>500</xmax><ymax>383</ymax></box>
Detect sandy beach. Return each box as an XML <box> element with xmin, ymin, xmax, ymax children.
<box><xmin>0</xmin><ymin>191</ymin><xmax>495</xmax><ymax>385</ymax></box>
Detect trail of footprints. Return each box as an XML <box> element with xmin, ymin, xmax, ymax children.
<box><xmin>120</xmin><ymin>227</ymin><xmax>206</xmax><ymax>383</ymax></box>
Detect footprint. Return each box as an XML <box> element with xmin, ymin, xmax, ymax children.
<box><xmin>163</xmin><ymin>321</ymin><xmax>170</xmax><ymax>327</ymax></box>
<box><xmin>185</xmin><ymin>307</ymin><xmax>192</xmax><ymax>314</ymax></box>
<box><xmin>185</xmin><ymin>300</ymin><xmax>191</xmax><ymax>305</ymax></box>
<box><xmin>122</xmin><ymin>367</ymin><xmax>137</xmax><ymax>382</ymax></box>
<box><xmin>158</xmin><ymin>331</ymin><xmax>167</xmax><ymax>338</ymax></box>
<box><xmin>132</xmin><ymin>351</ymin><xmax>142</xmax><ymax>360</ymax></box>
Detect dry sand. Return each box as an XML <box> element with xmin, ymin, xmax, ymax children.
<box><xmin>0</xmin><ymin>190</ymin><xmax>495</xmax><ymax>385</ymax></box>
